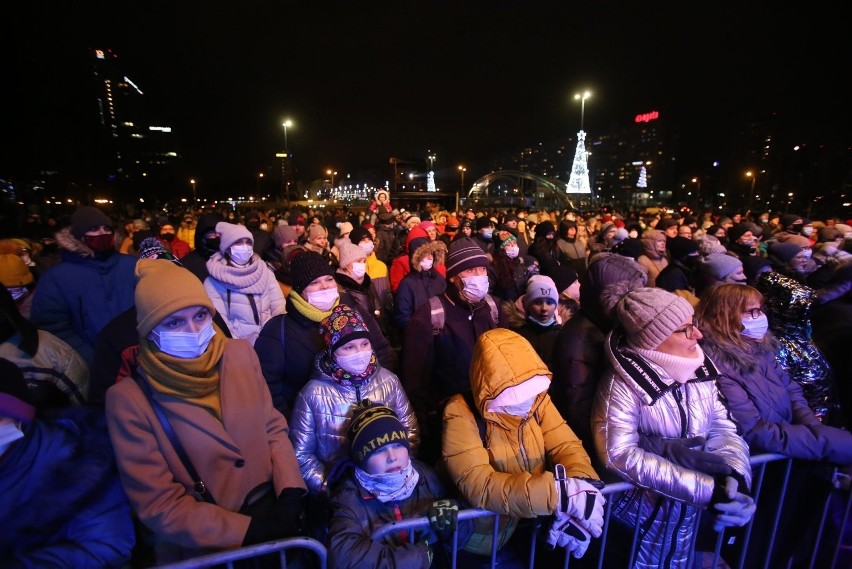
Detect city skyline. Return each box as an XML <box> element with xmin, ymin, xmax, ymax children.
<box><xmin>2</xmin><ymin>3</ymin><xmax>849</xmax><ymax>198</ymax></box>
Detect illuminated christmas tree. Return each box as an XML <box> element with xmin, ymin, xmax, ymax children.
<box><xmin>637</xmin><ymin>165</ymin><xmax>647</xmax><ymax>189</ymax></box>
<box><xmin>567</xmin><ymin>130</ymin><xmax>591</xmax><ymax>194</ymax></box>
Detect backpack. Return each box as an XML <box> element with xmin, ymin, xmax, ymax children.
<box><xmin>428</xmin><ymin>294</ymin><xmax>499</xmax><ymax>335</ymax></box>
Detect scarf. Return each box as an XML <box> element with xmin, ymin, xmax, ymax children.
<box><xmin>288</xmin><ymin>289</ymin><xmax>340</xmax><ymax>322</ymax></box>
<box><xmin>138</xmin><ymin>325</ymin><xmax>227</xmax><ymax>420</ymax></box>
<box><xmin>633</xmin><ymin>345</ymin><xmax>707</xmax><ymax>384</ymax></box>
<box><xmin>318</xmin><ymin>350</ymin><xmax>378</xmax><ymax>386</ymax></box>
<box><xmin>205</xmin><ymin>252</ymin><xmax>270</xmax><ymax>294</ymax></box>
<box><xmin>354</xmin><ymin>459</ymin><xmax>419</xmax><ymax>502</ymax></box>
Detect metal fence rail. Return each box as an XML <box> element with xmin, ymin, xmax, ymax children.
<box><xmin>153</xmin><ymin>453</ymin><xmax>851</xmax><ymax>569</ymax></box>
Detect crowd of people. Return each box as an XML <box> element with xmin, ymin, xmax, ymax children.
<box><xmin>2</xmin><ymin>198</ymin><xmax>851</xmax><ymax>568</ymax></box>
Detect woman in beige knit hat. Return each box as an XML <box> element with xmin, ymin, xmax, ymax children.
<box><xmin>105</xmin><ymin>259</ymin><xmax>306</xmax><ymax>564</ymax></box>
<box><xmin>591</xmin><ymin>285</ymin><xmax>755</xmax><ymax>567</ymax></box>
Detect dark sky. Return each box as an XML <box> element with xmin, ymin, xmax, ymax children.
<box><xmin>3</xmin><ymin>2</ymin><xmax>849</xmax><ymax>195</ymax></box>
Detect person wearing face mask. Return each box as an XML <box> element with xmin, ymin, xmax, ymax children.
<box><xmin>389</xmin><ymin>226</ymin><xmax>446</xmax><ymax>294</ymax></box>
<box><xmin>443</xmin><ymin>328</ymin><xmax>602</xmax><ymax>565</ymax></box>
<box><xmin>289</xmin><ymin>306</ymin><xmax>419</xmax><ymax>541</ymax></box>
<box><xmin>393</xmin><ymin>232</ymin><xmax>447</xmax><ymax>331</ymax></box>
<box><xmin>471</xmin><ymin>216</ymin><xmax>495</xmax><ymax>254</ymax></box>
<box><xmin>0</xmin><ymin>358</ymin><xmax>135</xmax><ymax>567</ymax></box>
<box><xmin>695</xmin><ymin>253</ymin><xmax>747</xmax><ymax>297</ymax></box>
<box><xmin>157</xmin><ymin>223</ymin><xmax>191</xmax><ymax>260</ymax></box>
<box><xmin>180</xmin><ymin>212</ymin><xmax>224</xmax><ymax>283</ymax></box>
<box><xmin>725</xmin><ymin>223</ymin><xmax>760</xmax><ymax>261</ymax></box>
<box><xmin>593</xmin><ymin>287</ymin><xmax>754</xmax><ymax>568</ymax></box>
<box><xmin>105</xmin><ymin>259</ymin><xmax>307</xmax><ymax>564</ymax></box>
<box><xmin>203</xmin><ymin>222</ymin><xmax>285</xmax><ymax>347</ymax></box>
<box><xmin>401</xmin><ymin>237</ymin><xmax>503</xmax><ymax>465</ymax></box>
<box><xmin>335</xmin><ymin>241</ymin><xmax>390</xmax><ymax>332</ymax></box>
<box><xmin>697</xmin><ymin>284</ymin><xmax>852</xmax><ymax>567</ymax></box>
<box><xmin>30</xmin><ymin>206</ymin><xmax>137</xmax><ymax>366</ymax></box>
<box><xmin>255</xmin><ymin>251</ymin><xmax>396</xmax><ymax>419</ymax></box>
<box><xmin>490</xmin><ymin>230</ymin><xmax>536</xmax><ymax>303</ymax></box>
<box><xmin>242</xmin><ymin>210</ymin><xmax>274</xmax><ymax>262</ymax></box>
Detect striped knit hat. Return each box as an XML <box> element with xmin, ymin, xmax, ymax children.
<box><xmin>445</xmin><ymin>237</ymin><xmax>489</xmax><ymax>279</ymax></box>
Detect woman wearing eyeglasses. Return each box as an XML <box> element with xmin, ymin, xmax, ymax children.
<box><xmin>592</xmin><ymin>285</ymin><xmax>754</xmax><ymax>568</ymax></box>
<box><xmin>697</xmin><ymin>284</ymin><xmax>852</xmax><ymax>566</ymax></box>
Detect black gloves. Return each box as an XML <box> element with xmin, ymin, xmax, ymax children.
<box><xmin>242</xmin><ymin>487</ymin><xmax>307</xmax><ymax>547</ymax></box>
<box><xmin>639</xmin><ymin>434</ymin><xmax>733</xmax><ymax>476</ymax></box>
<box><xmin>428</xmin><ymin>499</ymin><xmax>459</xmax><ymax>539</ymax></box>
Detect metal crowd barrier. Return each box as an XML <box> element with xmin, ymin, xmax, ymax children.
<box><xmin>154</xmin><ymin>453</ymin><xmax>851</xmax><ymax>569</ymax></box>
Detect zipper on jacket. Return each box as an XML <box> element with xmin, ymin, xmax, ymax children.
<box><xmin>672</xmin><ymin>385</ymin><xmax>688</xmax><ymax>438</ymax></box>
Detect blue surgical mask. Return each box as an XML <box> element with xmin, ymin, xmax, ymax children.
<box><xmin>741</xmin><ymin>314</ymin><xmax>769</xmax><ymax>340</ymax></box>
<box><xmin>151</xmin><ymin>319</ymin><xmax>216</xmax><ymax>359</ymax></box>
<box><xmin>482</xmin><ymin>229</ymin><xmax>493</xmax><ymax>240</ymax></box>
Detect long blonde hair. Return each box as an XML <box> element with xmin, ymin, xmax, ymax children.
<box><xmin>695</xmin><ymin>284</ymin><xmax>764</xmax><ymax>350</ymax></box>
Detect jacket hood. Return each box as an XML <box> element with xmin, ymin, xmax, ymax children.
<box><xmin>404</xmin><ymin>226</ymin><xmax>429</xmax><ymax>252</ymax></box>
<box><xmin>410</xmin><ymin>239</ymin><xmax>446</xmax><ymax>271</ymax></box>
<box><xmin>55</xmin><ymin>227</ymin><xmax>96</xmax><ymax>257</ymax></box>
<box><xmin>470</xmin><ymin>328</ymin><xmax>551</xmax><ymax>416</ymax></box>
<box><xmin>194</xmin><ymin>213</ymin><xmax>224</xmax><ymax>250</ymax></box>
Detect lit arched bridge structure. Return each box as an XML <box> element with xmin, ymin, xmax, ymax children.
<box><xmin>461</xmin><ymin>170</ymin><xmax>585</xmax><ymax>211</ymax></box>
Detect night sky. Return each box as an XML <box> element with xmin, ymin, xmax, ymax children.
<box><xmin>2</xmin><ymin>2</ymin><xmax>849</xmax><ymax>195</ymax></box>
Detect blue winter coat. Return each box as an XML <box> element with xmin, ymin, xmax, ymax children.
<box><xmin>0</xmin><ymin>408</ymin><xmax>135</xmax><ymax>568</ymax></box>
<box><xmin>30</xmin><ymin>228</ymin><xmax>137</xmax><ymax>364</ymax></box>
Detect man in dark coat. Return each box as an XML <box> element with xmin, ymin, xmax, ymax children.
<box><xmin>180</xmin><ymin>212</ymin><xmax>223</xmax><ymax>283</ymax></box>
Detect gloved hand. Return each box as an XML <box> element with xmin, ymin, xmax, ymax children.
<box><xmin>273</xmin><ymin>487</ymin><xmax>307</xmax><ymax>536</ymax></box>
<box><xmin>242</xmin><ymin>515</ymin><xmax>290</xmax><ymax>546</ymax></box>
<box><xmin>553</xmin><ymin>464</ymin><xmax>605</xmax><ymax>537</ymax></box>
<box><xmin>711</xmin><ymin>476</ymin><xmax>756</xmax><ymax>532</ymax></box>
<box><xmin>639</xmin><ymin>434</ymin><xmax>733</xmax><ymax>476</ymax></box>
<box><xmin>428</xmin><ymin>499</ymin><xmax>459</xmax><ymax>539</ymax></box>
<box><xmin>545</xmin><ymin>512</ymin><xmax>592</xmax><ymax>558</ymax></box>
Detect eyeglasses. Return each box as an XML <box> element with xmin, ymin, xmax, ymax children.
<box><xmin>674</xmin><ymin>322</ymin><xmax>697</xmax><ymax>339</ymax></box>
<box><xmin>743</xmin><ymin>308</ymin><xmax>763</xmax><ymax>319</ymax></box>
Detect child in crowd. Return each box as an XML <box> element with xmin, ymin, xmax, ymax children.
<box><xmin>328</xmin><ymin>400</ymin><xmax>468</xmax><ymax>569</ymax></box>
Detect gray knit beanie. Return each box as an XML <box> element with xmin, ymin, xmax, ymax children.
<box><xmin>337</xmin><ymin>241</ymin><xmax>366</xmax><ymax>269</ymax></box>
<box><xmin>697</xmin><ymin>254</ymin><xmax>742</xmax><ymax>280</ymax></box>
<box><xmin>215</xmin><ymin>222</ymin><xmax>253</xmax><ymax>253</ymax></box>
<box><xmin>615</xmin><ymin>287</ymin><xmax>694</xmax><ymax>350</ymax></box>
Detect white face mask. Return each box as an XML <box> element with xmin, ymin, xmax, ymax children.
<box><xmin>229</xmin><ymin>244</ymin><xmax>253</xmax><ymax>265</ymax></box>
<box><xmin>8</xmin><ymin>286</ymin><xmax>28</xmax><ymax>301</ymax></box>
<box><xmin>0</xmin><ymin>421</ymin><xmax>24</xmax><ymax>454</ymax></box>
<box><xmin>802</xmin><ymin>227</ymin><xmax>814</xmax><ymax>237</ymax></box>
<box><xmin>741</xmin><ymin>314</ymin><xmax>769</xmax><ymax>340</ymax></box>
<box><xmin>461</xmin><ymin>274</ymin><xmax>489</xmax><ymax>302</ymax></box>
<box><xmin>419</xmin><ymin>257</ymin><xmax>434</xmax><ymax>271</ymax></box>
<box><xmin>306</xmin><ymin>287</ymin><xmax>339</xmax><ymax>311</ymax></box>
<box><xmin>335</xmin><ymin>350</ymin><xmax>374</xmax><ymax>375</ymax></box>
<box><xmin>500</xmin><ymin>397</ymin><xmax>537</xmax><ymax>417</ymax></box>
<box><xmin>150</xmin><ymin>319</ymin><xmax>216</xmax><ymax>359</ymax></box>
<box><xmin>350</xmin><ymin>262</ymin><xmax>367</xmax><ymax>279</ymax></box>
<box><xmin>628</xmin><ymin>230</ymin><xmax>639</xmax><ymax>239</ymax></box>
<box><xmin>358</xmin><ymin>241</ymin><xmax>375</xmax><ymax>255</ymax></box>
<box><xmin>504</xmin><ymin>246</ymin><xmax>520</xmax><ymax>259</ymax></box>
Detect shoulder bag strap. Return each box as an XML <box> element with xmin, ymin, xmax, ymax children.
<box><xmin>132</xmin><ymin>369</ymin><xmax>216</xmax><ymax>504</ymax></box>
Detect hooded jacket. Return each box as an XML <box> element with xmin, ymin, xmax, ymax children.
<box><xmin>388</xmin><ymin>226</ymin><xmax>446</xmax><ymax>293</ymax></box>
<box><xmin>289</xmin><ymin>354</ymin><xmax>419</xmax><ymax>493</ymax></box>
<box><xmin>392</xmin><ymin>239</ymin><xmax>447</xmax><ymax>330</ymax></box>
<box><xmin>181</xmin><ymin>213</ymin><xmax>223</xmax><ymax>283</ymax></box>
<box><xmin>30</xmin><ymin>228</ymin><xmax>137</xmax><ymax>364</ymax></box>
<box><xmin>443</xmin><ymin>328</ymin><xmax>598</xmax><ymax>555</ymax></box>
<box><xmin>592</xmin><ymin>329</ymin><xmax>752</xmax><ymax>568</ymax></box>
<box><xmin>636</xmin><ymin>229</ymin><xmax>668</xmax><ymax>287</ymax></box>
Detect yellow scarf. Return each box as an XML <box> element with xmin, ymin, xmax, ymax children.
<box><xmin>288</xmin><ymin>289</ymin><xmax>340</xmax><ymax>323</ymax></box>
<box><xmin>139</xmin><ymin>325</ymin><xmax>227</xmax><ymax>421</ymax></box>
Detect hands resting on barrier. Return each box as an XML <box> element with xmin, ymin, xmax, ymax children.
<box><xmin>711</xmin><ymin>476</ymin><xmax>756</xmax><ymax>532</ymax></box>
<box><xmin>547</xmin><ymin>464</ymin><xmax>607</xmax><ymax>557</ymax></box>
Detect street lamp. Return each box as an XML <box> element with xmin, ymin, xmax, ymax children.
<box><xmin>573</xmin><ymin>90</ymin><xmax>592</xmax><ymax>131</ymax></box>
<box><xmin>189</xmin><ymin>178</ymin><xmax>196</xmax><ymax>202</ymax></box>
<box><xmin>457</xmin><ymin>165</ymin><xmax>466</xmax><ymax>213</ymax></box>
<box><xmin>691</xmin><ymin>177</ymin><xmax>701</xmax><ymax>205</ymax></box>
<box><xmin>256</xmin><ymin>172</ymin><xmax>264</xmax><ymax>193</ymax></box>
<box><xmin>282</xmin><ymin>119</ymin><xmax>293</xmax><ymax>155</ymax></box>
<box><xmin>326</xmin><ymin>169</ymin><xmax>337</xmax><ymax>192</ymax></box>
<box><xmin>282</xmin><ymin>119</ymin><xmax>293</xmax><ymax>201</ymax></box>
<box><xmin>745</xmin><ymin>171</ymin><xmax>757</xmax><ymax>208</ymax></box>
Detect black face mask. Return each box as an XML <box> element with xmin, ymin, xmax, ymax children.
<box><xmin>791</xmin><ymin>223</ymin><xmax>803</xmax><ymax>234</ymax></box>
<box><xmin>161</xmin><ymin>233</ymin><xmax>176</xmax><ymax>242</ymax></box>
<box><xmin>204</xmin><ymin>237</ymin><xmax>221</xmax><ymax>254</ymax></box>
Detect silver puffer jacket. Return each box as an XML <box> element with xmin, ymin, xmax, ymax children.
<box><xmin>289</xmin><ymin>355</ymin><xmax>419</xmax><ymax>493</ymax></box>
<box><xmin>592</xmin><ymin>330</ymin><xmax>752</xmax><ymax>569</ymax></box>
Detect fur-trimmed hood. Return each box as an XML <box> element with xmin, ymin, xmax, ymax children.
<box><xmin>699</xmin><ymin>332</ymin><xmax>779</xmax><ymax>375</ymax></box>
<box><xmin>54</xmin><ymin>227</ymin><xmax>98</xmax><ymax>258</ymax></box>
<box><xmin>410</xmin><ymin>239</ymin><xmax>446</xmax><ymax>272</ymax></box>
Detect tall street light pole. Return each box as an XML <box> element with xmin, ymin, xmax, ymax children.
<box><xmin>691</xmin><ymin>177</ymin><xmax>701</xmax><ymax>207</ymax></box>
<box><xmin>190</xmin><ymin>178</ymin><xmax>196</xmax><ymax>203</ymax></box>
<box><xmin>746</xmin><ymin>170</ymin><xmax>756</xmax><ymax>209</ymax></box>
<box><xmin>282</xmin><ymin>119</ymin><xmax>293</xmax><ymax>202</ymax></box>
<box><xmin>457</xmin><ymin>165</ymin><xmax>466</xmax><ymax>213</ymax></box>
<box><xmin>574</xmin><ymin>90</ymin><xmax>592</xmax><ymax>131</ymax></box>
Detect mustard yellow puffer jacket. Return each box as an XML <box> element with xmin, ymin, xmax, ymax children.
<box><xmin>442</xmin><ymin>328</ymin><xmax>598</xmax><ymax>555</ymax></box>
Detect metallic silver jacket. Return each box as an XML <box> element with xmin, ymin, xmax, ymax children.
<box><xmin>592</xmin><ymin>330</ymin><xmax>752</xmax><ymax>568</ymax></box>
<box><xmin>289</xmin><ymin>356</ymin><xmax>419</xmax><ymax>493</ymax></box>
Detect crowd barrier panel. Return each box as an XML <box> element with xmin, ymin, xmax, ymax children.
<box><xmin>153</xmin><ymin>453</ymin><xmax>851</xmax><ymax>569</ymax></box>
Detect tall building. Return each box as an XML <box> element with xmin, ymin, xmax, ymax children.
<box><xmin>90</xmin><ymin>48</ymin><xmax>180</xmax><ymax>198</ymax></box>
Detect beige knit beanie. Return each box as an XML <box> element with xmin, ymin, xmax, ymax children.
<box><xmin>615</xmin><ymin>287</ymin><xmax>693</xmax><ymax>350</ymax></box>
<box><xmin>135</xmin><ymin>259</ymin><xmax>214</xmax><ymax>338</ymax></box>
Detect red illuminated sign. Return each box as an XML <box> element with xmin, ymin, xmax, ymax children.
<box><xmin>634</xmin><ymin>111</ymin><xmax>660</xmax><ymax>123</ymax></box>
